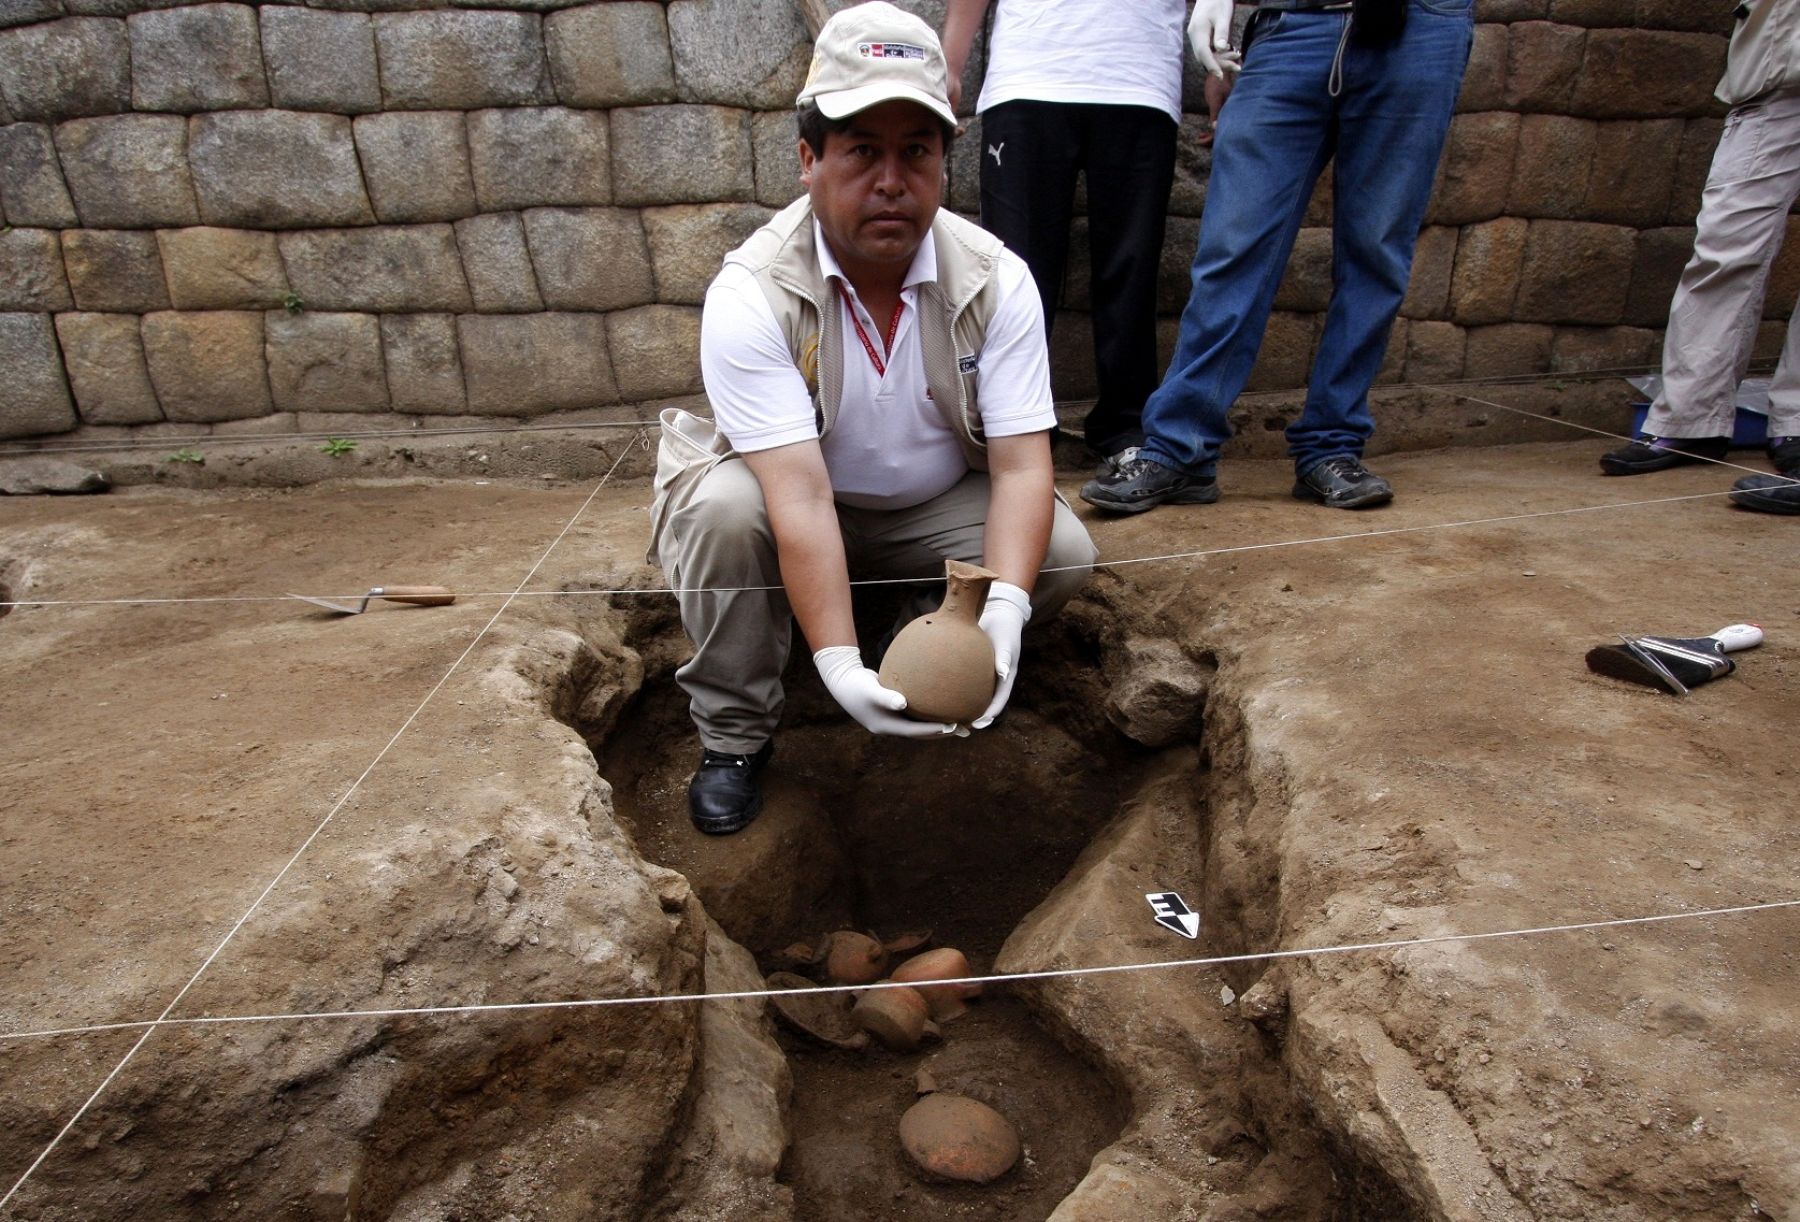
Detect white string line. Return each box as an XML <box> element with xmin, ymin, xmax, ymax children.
<box><xmin>0</xmin><ymin>482</ymin><xmax>1759</xmax><ymax>611</ymax></box>
<box><xmin>3</xmin><ymin>897</ymin><xmax>1794</xmax><ymax>1045</ymax></box>
<box><xmin>4</xmin><ymin>361</ymin><xmax>1728</xmax><ymax>461</ymax></box>
<box><xmin>0</xmin><ymin>437</ymin><xmax>640</xmax><ymax>1213</ymax></box>
<box><xmin>1451</xmin><ymin>391</ymin><xmax>1794</xmax><ymax>481</ymax></box>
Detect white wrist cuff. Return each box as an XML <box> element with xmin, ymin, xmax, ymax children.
<box><xmin>985</xmin><ymin>581</ymin><xmax>1032</xmax><ymax>618</ymax></box>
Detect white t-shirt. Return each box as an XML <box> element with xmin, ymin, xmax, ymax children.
<box><xmin>699</xmin><ymin>221</ymin><xmax>1057</xmax><ymax>511</ymax></box>
<box><xmin>977</xmin><ymin>0</ymin><xmax>1188</xmax><ymax>123</ymax></box>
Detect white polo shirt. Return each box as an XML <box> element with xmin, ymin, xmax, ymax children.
<box><xmin>977</xmin><ymin>0</ymin><xmax>1187</xmax><ymax>124</ymax></box>
<box><xmin>699</xmin><ymin>221</ymin><xmax>1057</xmax><ymax>511</ymax></box>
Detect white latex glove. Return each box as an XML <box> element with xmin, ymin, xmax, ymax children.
<box><xmin>814</xmin><ymin>645</ymin><xmax>966</xmax><ymax>739</ymax></box>
<box><xmin>971</xmin><ymin>581</ymin><xmax>1031</xmax><ymax>730</ymax></box>
<box><xmin>1187</xmin><ymin>0</ymin><xmax>1242</xmax><ymax>79</ymax></box>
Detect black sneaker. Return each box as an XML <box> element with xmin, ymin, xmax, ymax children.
<box><xmin>1728</xmin><ymin>473</ymin><xmax>1800</xmax><ymax>515</ymax></box>
<box><xmin>1599</xmin><ymin>434</ymin><xmax>1729</xmax><ymax>475</ymax></box>
<box><xmin>1079</xmin><ymin>455</ymin><xmax>1219</xmax><ymax>514</ymax></box>
<box><xmin>1292</xmin><ymin>456</ymin><xmax>1392</xmax><ymax>509</ymax></box>
<box><xmin>688</xmin><ymin>741</ymin><xmax>774</xmax><ymax>836</ymax></box>
<box><xmin>1769</xmin><ymin>435</ymin><xmax>1800</xmax><ymax>476</ymax></box>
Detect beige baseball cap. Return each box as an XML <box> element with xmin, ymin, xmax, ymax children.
<box><xmin>796</xmin><ymin>1</ymin><xmax>956</xmax><ymax>128</ymax></box>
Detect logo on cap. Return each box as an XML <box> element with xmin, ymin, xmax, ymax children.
<box><xmin>857</xmin><ymin>41</ymin><xmax>927</xmax><ymax>60</ymax></box>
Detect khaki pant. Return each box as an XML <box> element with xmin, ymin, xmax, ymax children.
<box><xmin>659</xmin><ymin>459</ymin><xmax>1099</xmax><ymax>753</ymax></box>
<box><xmin>1648</xmin><ymin>89</ymin><xmax>1800</xmax><ymax>440</ymax></box>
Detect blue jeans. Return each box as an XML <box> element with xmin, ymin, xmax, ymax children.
<box><xmin>1140</xmin><ymin>0</ymin><xmax>1473</xmax><ymax>479</ymax></box>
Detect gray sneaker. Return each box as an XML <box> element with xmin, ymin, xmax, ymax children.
<box><xmin>1094</xmin><ymin>444</ymin><xmax>1142</xmax><ymax>479</ymax></box>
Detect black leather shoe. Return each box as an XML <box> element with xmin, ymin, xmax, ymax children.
<box><xmin>1079</xmin><ymin>455</ymin><xmax>1219</xmax><ymax>515</ymax></box>
<box><xmin>688</xmin><ymin>741</ymin><xmax>773</xmax><ymax>836</ymax></box>
<box><xmin>1599</xmin><ymin>434</ymin><xmax>1729</xmax><ymax>475</ymax></box>
<box><xmin>1729</xmin><ymin>473</ymin><xmax>1800</xmax><ymax>515</ymax></box>
<box><xmin>1292</xmin><ymin>456</ymin><xmax>1392</xmax><ymax>508</ymax></box>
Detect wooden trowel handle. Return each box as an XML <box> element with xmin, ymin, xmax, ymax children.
<box><xmin>373</xmin><ymin>585</ymin><xmax>456</xmax><ymax>606</ymax></box>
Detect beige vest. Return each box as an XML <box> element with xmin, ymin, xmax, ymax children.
<box><xmin>648</xmin><ymin>198</ymin><xmax>1010</xmax><ymax>564</ymax></box>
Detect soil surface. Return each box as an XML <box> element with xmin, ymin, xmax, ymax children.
<box><xmin>2</xmin><ymin>429</ymin><xmax>1797</xmax><ymax>1218</ymax></box>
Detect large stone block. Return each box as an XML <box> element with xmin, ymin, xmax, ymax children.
<box><xmin>1570</xmin><ymin>30</ymin><xmax>1727</xmax><ymax>119</ymax></box>
<box><xmin>1463</xmin><ymin>322</ymin><xmax>1554</xmax><ymax>379</ymax></box>
<box><xmin>1549</xmin><ymin>324</ymin><xmax>1659</xmax><ymax>372</ymax></box>
<box><xmin>1404</xmin><ymin>319</ymin><xmax>1466</xmax><ymax>384</ymax></box>
<box><xmin>380</xmin><ymin>313</ymin><xmax>464</xmax><ymax>414</ymax></box>
<box><xmin>141</xmin><ymin>309</ymin><xmax>271</xmax><ymax>421</ymax></box>
<box><xmin>466</xmin><ymin>106</ymin><xmax>611</xmax><ymax>211</ymax></box>
<box><xmin>666</xmin><ymin>0</ymin><xmax>808</xmax><ymax>109</ymax></box>
<box><xmin>1426</xmin><ymin>111</ymin><xmax>1517</xmax><ymax>226</ymax></box>
<box><xmin>0</xmin><ymin>227</ymin><xmax>72</xmax><ymax>310</ymax></box>
<box><xmin>1581</xmin><ymin>118</ymin><xmax>1682</xmax><ymax>227</ymax></box>
<box><xmin>374</xmin><ymin>11</ymin><xmax>552</xmax><ymax>110</ymax></box>
<box><xmin>1546</xmin><ymin>0</ymin><xmax>1633</xmax><ymax>25</ymax></box>
<box><xmin>1401</xmin><ymin>225</ymin><xmax>1458</xmax><ymax>321</ymax></box>
<box><xmin>545</xmin><ymin>2</ymin><xmax>674</xmax><ymax>107</ymax></box>
<box><xmin>453</xmin><ymin>212</ymin><xmax>543</xmax><ymax>312</ymax></box>
<box><xmin>266</xmin><ymin>310</ymin><xmax>388</xmax><ymax>413</ymax></box>
<box><xmin>1667</xmin><ymin>117</ymin><xmax>1722</xmax><ymax>226</ymax></box>
<box><xmin>1169</xmin><ymin>113</ymin><xmax>1214</xmax><ymax>217</ymax></box>
<box><xmin>458</xmin><ymin>312</ymin><xmax>617</xmax><ymax>415</ymax></box>
<box><xmin>1621</xmin><ymin>226</ymin><xmax>1693</xmax><ymax>328</ymax></box>
<box><xmin>1634</xmin><ymin>0</ymin><xmax>1733</xmax><ymax>34</ymax></box>
<box><xmin>0</xmin><ymin>17</ymin><xmax>129</xmax><ymax>122</ymax></box>
<box><xmin>1476</xmin><ymin>0</ymin><xmax>1549</xmax><ymax>18</ymax></box>
<box><xmin>0</xmin><ymin>312</ymin><xmax>77</xmax><ymax>438</ymax></box>
<box><xmin>54</xmin><ymin>311</ymin><xmax>163</xmax><ymax>424</ymax></box>
<box><xmin>279</xmin><ymin>225</ymin><xmax>473</xmax><ymax>312</ymax></box>
<box><xmin>0</xmin><ymin>0</ymin><xmax>63</xmax><ymax>31</ymax></box>
<box><xmin>189</xmin><ymin>110</ymin><xmax>374</xmax><ymax>228</ymax></box>
<box><xmin>1457</xmin><ymin>23</ymin><xmax>1508</xmax><ymax>113</ymax></box>
<box><xmin>642</xmin><ymin>204</ymin><xmax>772</xmax><ymax>305</ymax></box>
<box><xmin>259</xmin><ymin>7</ymin><xmax>380</xmax><ymax>114</ymax></box>
<box><xmin>1244</xmin><ymin>311</ymin><xmax>1315</xmax><ymax>392</ymax></box>
<box><xmin>1513</xmin><ymin>220</ymin><xmax>1635</xmax><ymax>324</ymax></box>
<box><xmin>61</xmin><ymin>229</ymin><xmax>169</xmax><ymax>312</ymax></box>
<box><xmin>1507</xmin><ymin>113</ymin><xmax>1595</xmax><ymax>219</ymax></box>
<box><xmin>611</xmin><ymin>105</ymin><xmax>753</xmax><ymax>206</ymax></box>
<box><xmin>1449</xmin><ymin>217</ymin><xmax>1528</xmax><ymax>325</ymax></box>
<box><xmin>128</xmin><ymin>4</ymin><xmax>268</xmax><ymax>112</ymax></box>
<box><xmin>157</xmin><ymin>226</ymin><xmax>289</xmax><ymax>310</ymax></box>
<box><xmin>353</xmin><ymin>111</ymin><xmax>476</xmax><ymax>223</ymax></box>
<box><xmin>608</xmin><ymin>304</ymin><xmax>701</xmax><ymax>402</ymax></box>
<box><xmin>0</xmin><ymin>123</ymin><xmax>77</xmax><ymax>227</ymax></box>
<box><xmin>1156</xmin><ymin>216</ymin><xmax>1199</xmax><ymax>314</ymax></box>
<box><xmin>521</xmin><ymin>207</ymin><xmax>655</xmax><ymax>311</ymax></box>
<box><xmin>752</xmin><ymin>109</ymin><xmax>804</xmax><ymax>209</ymax></box>
<box><xmin>1272</xmin><ymin>227</ymin><xmax>1332</xmax><ymax>314</ymax></box>
<box><xmin>1503</xmin><ymin>21</ymin><xmax>1584</xmax><ymax>111</ymax></box>
<box><xmin>56</xmin><ymin>114</ymin><xmax>199</xmax><ymax>227</ymax></box>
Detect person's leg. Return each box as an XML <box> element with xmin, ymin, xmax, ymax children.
<box><xmin>1728</xmin><ymin>286</ymin><xmax>1800</xmax><ymax>514</ymax></box>
<box><xmin>1078</xmin><ymin>103</ymin><xmax>1178</xmax><ymax>457</ymax></box>
<box><xmin>1133</xmin><ymin>10</ymin><xmax>1340</xmax><ymax>480</ymax></box>
<box><xmin>979</xmin><ymin>100</ymin><xmax>1081</xmax><ymax>342</ymax></box>
<box><xmin>1286</xmin><ymin>0</ymin><xmax>1471</xmax><ymax>484</ymax></box>
<box><xmin>1649</xmin><ymin>92</ymin><xmax>1800</xmax><ymax>441</ymax></box>
<box><xmin>663</xmin><ymin>458</ymin><xmax>791</xmax><ymax>755</ymax></box>
<box><xmin>843</xmin><ymin>473</ymin><xmax>1097</xmax><ymax>623</ymax></box>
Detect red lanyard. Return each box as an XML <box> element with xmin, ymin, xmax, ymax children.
<box><xmin>848</xmin><ymin>297</ymin><xmax>905</xmax><ymax>378</ymax></box>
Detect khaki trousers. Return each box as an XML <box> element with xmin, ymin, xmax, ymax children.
<box><xmin>1648</xmin><ymin>89</ymin><xmax>1800</xmax><ymax>440</ymax></box>
<box><xmin>659</xmin><ymin>459</ymin><xmax>1099</xmax><ymax>753</ymax></box>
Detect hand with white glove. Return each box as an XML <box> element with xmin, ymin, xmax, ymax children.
<box><xmin>1187</xmin><ymin>0</ymin><xmax>1241</xmax><ymax>79</ymax></box>
<box><xmin>971</xmin><ymin>581</ymin><xmax>1031</xmax><ymax>730</ymax></box>
<box><xmin>814</xmin><ymin>645</ymin><xmax>966</xmax><ymax>739</ymax></box>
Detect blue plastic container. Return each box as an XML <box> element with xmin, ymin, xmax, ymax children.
<box><xmin>1629</xmin><ymin>402</ymin><xmax>1768</xmax><ymax>448</ymax></box>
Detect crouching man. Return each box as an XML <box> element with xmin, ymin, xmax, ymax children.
<box><xmin>647</xmin><ymin>1</ymin><xmax>1097</xmax><ymax>836</ymax></box>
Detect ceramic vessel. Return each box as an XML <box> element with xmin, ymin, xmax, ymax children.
<box><xmin>891</xmin><ymin>947</ymin><xmax>980</xmax><ymax>1021</ymax></box>
<box><xmin>823</xmin><ymin>930</ymin><xmax>888</xmax><ymax>985</ymax></box>
<box><xmin>897</xmin><ymin>1093</ymin><xmax>1021</xmax><ymax>1183</ymax></box>
<box><xmin>851</xmin><ymin>985</ymin><xmax>937</xmax><ymax>1052</ymax></box>
<box><xmin>877</xmin><ymin>559</ymin><xmax>999</xmax><ymax>724</ymax></box>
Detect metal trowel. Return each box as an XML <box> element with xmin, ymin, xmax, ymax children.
<box><xmin>288</xmin><ymin>586</ymin><xmax>457</xmax><ymax>615</ymax></box>
<box><xmin>1584</xmin><ymin>623</ymin><xmax>1763</xmax><ymax>696</ymax></box>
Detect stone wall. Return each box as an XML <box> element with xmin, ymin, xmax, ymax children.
<box><xmin>0</xmin><ymin>0</ymin><xmax>1793</xmax><ymax>443</ymax></box>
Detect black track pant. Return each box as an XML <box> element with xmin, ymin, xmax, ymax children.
<box><xmin>978</xmin><ymin>99</ymin><xmax>1178</xmax><ymax>456</ymax></box>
